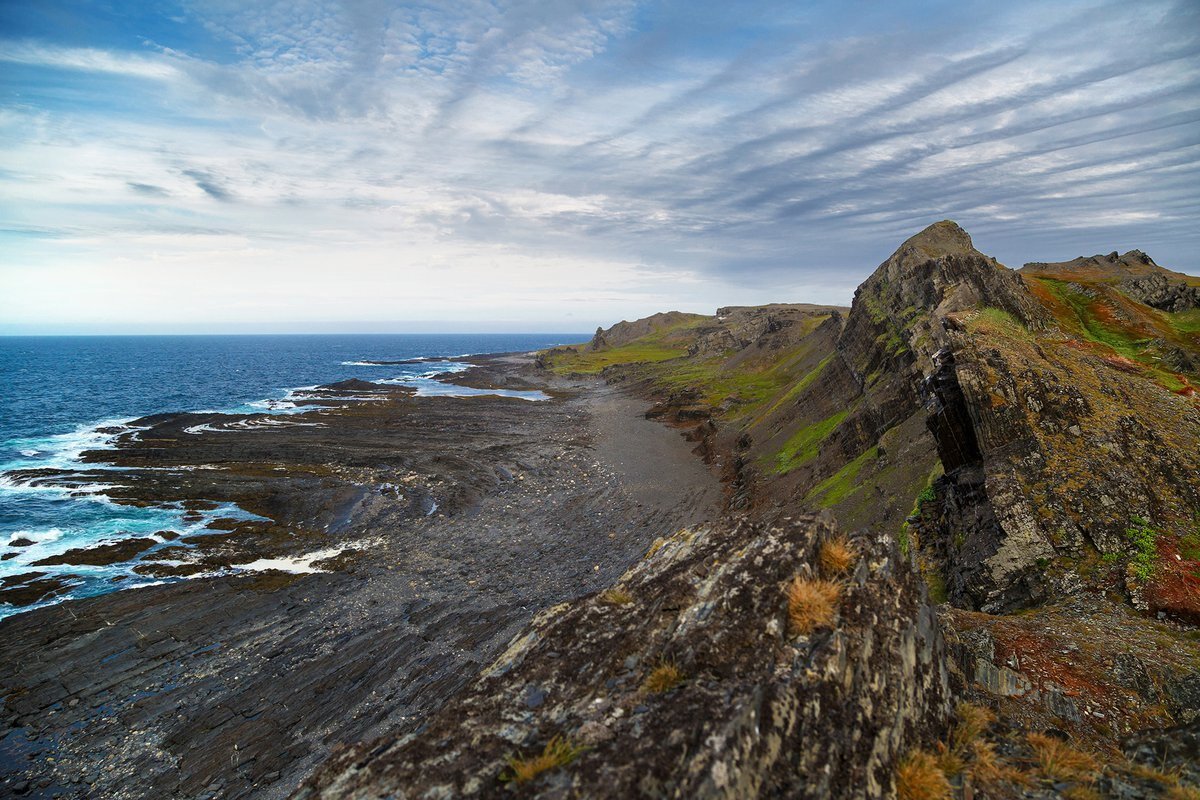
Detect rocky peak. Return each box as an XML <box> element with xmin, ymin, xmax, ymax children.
<box><xmin>852</xmin><ymin>221</ymin><xmax>1045</xmax><ymax>332</ymax></box>
<box><xmin>898</xmin><ymin>219</ymin><xmax>979</xmax><ymax>263</ymax></box>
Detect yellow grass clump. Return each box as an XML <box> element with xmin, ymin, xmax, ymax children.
<box><xmin>897</xmin><ymin>750</ymin><xmax>952</xmax><ymax>800</ymax></box>
<box><xmin>642</xmin><ymin>660</ymin><xmax>685</xmax><ymax>694</ymax></box>
<box><xmin>819</xmin><ymin>535</ymin><xmax>858</xmax><ymax>577</ymax></box>
<box><xmin>786</xmin><ymin>576</ymin><xmax>842</xmax><ymax>635</ymax></box>
<box><xmin>504</xmin><ymin>736</ymin><xmax>587</xmax><ymax>784</ymax></box>
<box><xmin>598</xmin><ymin>587</ymin><xmax>633</xmax><ymax>605</ymax></box>
<box><xmin>1026</xmin><ymin>733</ymin><xmax>1099</xmax><ymax>782</ymax></box>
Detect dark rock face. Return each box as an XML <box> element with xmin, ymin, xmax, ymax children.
<box><xmin>1122</xmin><ymin>271</ymin><xmax>1200</xmax><ymax>313</ymax></box>
<box><xmin>299</xmin><ymin>515</ymin><xmax>952</xmax><ymax>799</ymax></box>
<box><xmin>1124</xmin><ymin>719</ymin><xmax>1200</xmax><ymax>786</ymax></box>
<box><xmin>30</xmin><ymin>536</ymin><xmax>160</xmax><ymax>567</ymax></box>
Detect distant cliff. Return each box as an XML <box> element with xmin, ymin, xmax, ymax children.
<box><xmin>302</xmin><ymin>223</ymin><xmax>1200</xmax><ymax>799</ymax></box>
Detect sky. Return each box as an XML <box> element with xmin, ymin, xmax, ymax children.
<box><xmin>1</xmin><ymin>0</ymin><xmax>1198</xmax><ymax>334</ymax></box>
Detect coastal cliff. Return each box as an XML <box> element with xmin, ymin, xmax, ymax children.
<box><xmin>3</xmin><ymin>223</ymin><xmax>1197</xmax><ymax>799</ymax></box>
<box><xmin>308</xmin><ymin>222</ymin><xmax>1200</xmax><ymax>798</ymax></box>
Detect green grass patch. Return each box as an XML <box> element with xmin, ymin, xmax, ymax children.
<box><xmin>1167</xmin><ymin>308</ymin><xmax>1200</xmax><ymax>335</ymax></box>
<box><xmin>1033</xmin><ymin>277</ymin><xmax>1196</xmax><ymax>388</ymax></box>
<box><xmin>923</xmin><ymin>565</ymin><xmax>948</xmax><ymax>604</ymax></box>
<box><xmin>1126</xmin><ymin>516</ymin><xmax>1161</xmax><ymax>581</ymax></box>
<box><xmin>969</xmin><ymin>307</ymin><xmax>1028</xmax><ymax>336</ymax></box>
<box><xmin>545</xmin><ymin>341</ymin><xmax>689</xmax><ymax>374</ymax></box>
<box><xmin>774</xmin><ymin>410</ymin><xmax>848</xmax><ymax>473</ymax></box>
<box><xmin>807</xmin><ymin>446</ymin><xmax>879</xmax><ymax>507</ymax></box>
<box><xmin>758</xmin><ymin>353</ymin><xmax>834</xmax><ymax>420</ymax></box>
<box><xmin>1038</xmin><ymin>278</ymin><xmax>1150</xmax><ymax>359</ymax></box>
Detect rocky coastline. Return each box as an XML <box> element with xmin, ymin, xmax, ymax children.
<box><xmin>0</xmin><ymin>354</ymin><xmax>722</xmax><ymax>799</ymax></box>
<box><xmin>2</xmin><ymin>222</ymin><xmax>1198</xmax><ymax>799</ymax></box>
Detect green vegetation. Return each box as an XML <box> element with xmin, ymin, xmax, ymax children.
<box><xmin>968</xmin><ymin>307</ymin><xmax>1029</xmax><ymax>337</ymax></box>
<box><xmin>1030</xmin><ymin>277</ymin><xmax>1196</xmax><ymax>390</ymax></box>
<box><xmin>1125</xmin><ymin>516</ymin><xmax>1161</xmax><ymax>581</ymax></box>
<box><xmin>1037</xmin><ymin>278</ymin><xmax>1149</xmax><ymax>358</ymax></box>
<box><xmin>758</xmin><ymin>353</ymin><xmax>834</xmax><ymax>420</ymax></box>
<box><xmin>774</xmin><ymin>410</ymin><xmax>848</xmax><ymax>473</ymax></box>
<box><xmin>646</xmin><ymin>356</ymin><xmax>787</xmax><ymax>412</ymax></box>
<box><xmin>539</xmin><ymin>316</ymin><xmax>710</xmax><ymax>375</ymax></box>
<box><xmin>543</xmin><ymin>340</ymin><xmax>689</xmax><ymax>375</ymax></box>
<box><xmin>1168</xmin><ymin>308</ymin><xmax>1200</xmax><ymax>335</ymax></box>
<box><xmin>923</xmin><ymin>564</ymin><xmax>948</xmax><ymax>604</ymax></box>
<box><xmin>1178</xmin><ymin>522</ymin><xmax>1200</xmax><ymax>562</ymax></box>
<box><xmin>806</xmin><ymin>446</ymin><xmax>879</xmax><ymax>507</ymax></box>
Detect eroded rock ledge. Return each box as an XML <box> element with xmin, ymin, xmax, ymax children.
<box><xmin>298</xmin><ymin>514</ymin><xmax>952</xmax><ymax>799</ymax></box>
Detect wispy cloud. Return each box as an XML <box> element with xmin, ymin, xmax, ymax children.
<box><xmin>0</xmin><ymin>0</ymin><xmax>1198</xmax><ymax>332</ymax></box>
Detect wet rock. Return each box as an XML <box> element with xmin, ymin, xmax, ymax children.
<box><xmin>30</xmin><ymin>537</ymin><xmax>159</xmax><ymax>567</ymax></box>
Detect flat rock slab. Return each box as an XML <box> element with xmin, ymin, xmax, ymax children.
<box><xmin>0</xmin><ymin>355</ymin><xmax>722</xmax><ymax>800</ymax></box>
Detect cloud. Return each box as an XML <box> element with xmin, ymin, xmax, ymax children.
<box><xmin>127</xmin><ymin>182</ymin><xmax>170</xmax><ymax>196</ymax></box>
<box><xmin>0</xmin><ymin>41</ymin><xmax>179</xmax><ymax>79</ymax></box>
<box><xmin>0</xmin><ymin>0</ymin><xmax>1198</xmax><ymax>332</ymax></box>
<box><xmin>181</xmin><ymin>169</ymin><xmax>234</xmax><ymax>202</ymax></box>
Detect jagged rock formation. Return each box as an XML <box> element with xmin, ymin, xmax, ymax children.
<box><xmin>529</xmin><ymin>221</ymin><xmax>1200</xmax><ymax>793</ymax></box>
<box><xmin>300</xmin><ymin>515</ymin><xmax>952</xmax><ymax>799</ymax></box>
<box><xmin>298</xmin><ymin>222</ymin><xmax>1198</xmax><ymax>798</ymax></box>
<box><xmin>1023</xmin><ymin>249</ymin><xmax>1200</xmax><ymax>313</ymax></box>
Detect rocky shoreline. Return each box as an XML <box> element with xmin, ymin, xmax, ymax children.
<box><xmin>0</xmin><ymin>353</ymin><xmax>723</xmax><ymax>799</ymax></box>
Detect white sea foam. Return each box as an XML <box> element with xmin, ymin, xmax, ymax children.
<box><xmin>375</xmin><ymin>375</ymin><xmax>548</xmax><ymax>401</ymax></box>
<box><xmin>7</xmin><ymin>528</ymin><xmax>63</xmax><ymax>545</ymax></box>
<box><xmin>234</xmin><ymin>545</ymin><xmax>349</xmax><ymax>574</ymax></box>
<box><xmin>183</xmin><ymin>418</ymin><xmax>328</xmax><ymax>435</ymax></box>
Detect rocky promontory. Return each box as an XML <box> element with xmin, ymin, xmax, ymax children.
<box><xmin>3</xmin><ymin>222</ymin><xmax>1198</xmax><ymax>799</ymax></box>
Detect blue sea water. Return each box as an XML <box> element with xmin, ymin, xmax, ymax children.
<box><xmin>0</xmin><ymin>333</ymin><xmax>585</xmax><ymax>618</ymax></box>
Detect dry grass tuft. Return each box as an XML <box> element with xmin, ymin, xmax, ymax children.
<box><xmin>819</xmin><ymin>535</ymin><xmax>858</xmax><ymax>576</ymax></box>
<box><xmin>504</xmin><ymin>735</ymin><xmax>587</xmax><ymax>784</ymax></box>
<box><xmin>598</xmin><ymin>587</ymin><xmax>633</xmax><ymax>606</ymax></box>
<box><xmin>950</xmin><ymin>703</ymin><xmax>994</xmax><ymax>753</ymax></box>
<box><xmin>936</xmin><ymin>703</ymin><xmax>994</xmax><ymax>776</ymax></box>
<box><xmin>897</xmin><ymin>750</ymin><xmax>952</xmax><ymax>800</ymax></box>
<box><xmin>1062</xmin><ymin>786</ymin><xmax>1103</xmax><ymax>800</ymax></box>
<box><xmin>786</xmin><ymin>576</ymin><xmax>842</xmax><ymax>635</ymax></box>
<box><xmin>968</xmin><ymin>738</ymin><xmax>1030</xmax><ymax>786</ymax></box>
<box><xmin>642</xmin><ymin>660</ymin><xmax>685</xmax><ymax>694</ymax></box>
<box><xmin>1026</xmin><ymin>733</ymin><xmax>1099</xmax><ymax>782</ymax></box>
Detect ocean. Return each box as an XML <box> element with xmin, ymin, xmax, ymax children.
<box><xmin>0</xmin><ymin>333</ymin><xmax>585</xmax><ymax>618</ymax></box>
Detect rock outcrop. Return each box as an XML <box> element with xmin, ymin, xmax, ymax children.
<box><xmin>591</xmin><ymin>311</ymin><xmax>707</xmax><ymax>349</ymax></box>
<box><xmin>1023</xmin><ymin>249</ymin><xmax>1200</xmax><ymax>312</ymax></box>
<box><xmin>531</xmin><ymin>220</ymin><xmax>1200</xmax><ymax>792</ymax></box>
<box><xmin>300</xmin><ymin>515</ymin><xmax>952</xmax><ymax>799</ymax></box>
